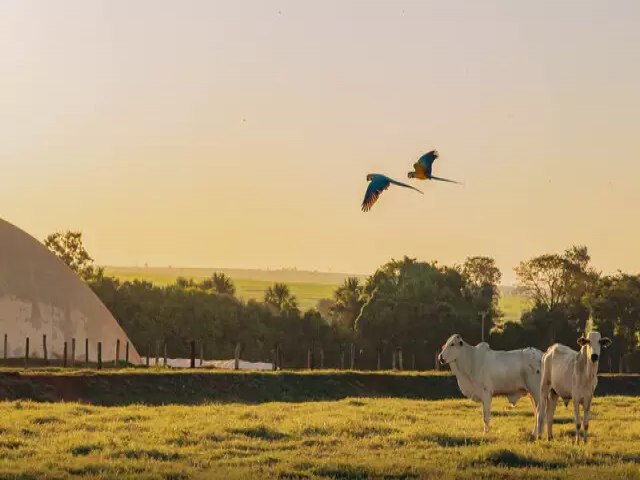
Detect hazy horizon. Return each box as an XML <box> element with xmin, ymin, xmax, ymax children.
<box><xmin>3</xmin><ymin>1</ymin><xmax>640</xmax><ymax>284</ymax></box>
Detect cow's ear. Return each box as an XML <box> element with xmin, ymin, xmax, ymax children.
<box><xmin>599</xmin><ymin>337</ymin><xmax>612</xmax><ymax>349</ymax></box>
<box><xmin>577</xmin><ymin>337</ymin><xmax>590</xmax><ymax>346</ymax></box>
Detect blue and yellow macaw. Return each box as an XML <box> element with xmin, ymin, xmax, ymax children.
<box><xmin>361</xmin><ymin>174</ymin><xmax>423</xmax><ymax>212</ymax></box>
<box><xmin>408</xmin><ymin>150</ymin><xmax>461</xmax><ymax>184</ymax></box>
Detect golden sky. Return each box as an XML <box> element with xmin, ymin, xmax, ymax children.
<box><xmin>2</xmin><ymin>1</ymin><xmax>640</xmax><ymax>282</ymax></box>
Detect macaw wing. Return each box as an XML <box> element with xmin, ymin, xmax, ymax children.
<box><xmin>361</xmin><ymin>176</ymin><xmax>390</xmax><ymax>212</ymax></box>
<box><xmin>418</xmin><ymin>150</ymin><xmax>438</xmax><ymax>178</ymax></box>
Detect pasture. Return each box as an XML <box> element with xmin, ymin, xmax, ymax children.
<box><xmin>0</xmin><ymin>393</ymin><xmax>638</xmax><ymax>479</ymax></box>
<box><xmin>103</xmin><ymin>266</ymin><xmax>531</xmax><ymax>317</ymax></box>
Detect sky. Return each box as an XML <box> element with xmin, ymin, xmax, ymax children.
<box><xmin>2</xmin><ymin>1</ymin><xmax>640</xmax><ymax>283</ymax></box>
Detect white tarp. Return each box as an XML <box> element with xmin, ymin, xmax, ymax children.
<box><xmin>140</xmin><ymin>357</ymin><xmax>274</xmax><ymax>370</ymax></box>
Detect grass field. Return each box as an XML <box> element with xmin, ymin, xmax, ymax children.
<box><xmin>104</xmin><ymin>267</ymin><xmax>532</xmax><ymax>318</ymax></box>
<box><xmin>0</xmin><ymin>395</ymin><xmax>638</xmax><ymax>479</ymax></box>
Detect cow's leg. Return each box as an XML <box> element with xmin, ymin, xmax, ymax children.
<box><xmin>528</xmin><ymin>395</ymin><xmax>539</xmax><ymax>438</ymax></box>
<box><xmin>481</xmin><ymin>392</ymin><xmax>492</xmax><ymax>434</ymax></box>
<box><xmin>537</xmin><ymin>384</ymin><xmax>550</xmax><ymax>439</ymax></box>
<box><xmin>573</xmin><ymin>397</ymin><xmax>582</xmax><ymax>444</ymax></box>
<box><xmin>583</xmin><ymin>396</ymin><xmax>593</xmax><ymax>444</ymax></box>
<box><xmin>545</xmin><ymin>391</ymin><xmax>558</xmax><ymax>441</ymax></box>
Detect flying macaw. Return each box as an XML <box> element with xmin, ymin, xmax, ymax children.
<box><xmin>361</xmin><ymin>174</ymin><xmax>423</xmax><ymax>212</ymax></box>
<box><xmin>408</xmin><ymin>150</ymin><xmax>461</xmax><ymax>184</ymax></box>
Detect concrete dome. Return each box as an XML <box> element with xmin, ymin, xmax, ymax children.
<box><xmin>0</xmin><ymin>218</ymin><xmax>140</xmax><ymax>364</ymax></box>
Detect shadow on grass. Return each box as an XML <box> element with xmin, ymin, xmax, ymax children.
<box><xmin>473</xmin><ymin>449</ymin><xmax>566</xmax><ymax>469</ymax></box>
<box><xmin>314</xmin><ymin>464</ymin><xmax>418</xmax><ymax>480</ymax></box>
<box><xmin>417</xmin><ymin>433</ymin><xmax>487</xmax><ymax>447</ymax></box>
<box><xmin>227</xmin><ymin>426</ymin><xmax>289</xmax><ymax>441</ymax></box>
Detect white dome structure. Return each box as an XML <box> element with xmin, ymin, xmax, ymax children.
<box><xmin>0</xmin><ymin>218</ymin><xmax>140</xmax><ymax>364</ymax></box>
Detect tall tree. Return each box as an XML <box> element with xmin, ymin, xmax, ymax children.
<box><xmin>590</xmin><ymin>273</ymin><xmax>640</xmax><ymax>372</ymax></box>
<box><xmin>462</xmin><ymin>256</ymin><xmax>502</xmax><ymax>340</ymax></box>
<box><xmin>44</xmin><ymin>230</ymin><xmax>100</xmax><ymax>281</ymax></box>
<box><xmin>515</xmin><ymin>245</ymin><xmax>597</xmax><ymax>345</ymax></box>
<box><xmin>331</xmin><ymin>277</ymin><xmax>364</xmax><ymax>334</ymax></box>
<box><xmin>264</xmin><ymin>282</ymin><xmax>298</xmax><ymax>312</ymax></box>
<box><xmin>201</xmin><ymin>272</ymin><xmax>236</xmax><ymax>296</ymax></box>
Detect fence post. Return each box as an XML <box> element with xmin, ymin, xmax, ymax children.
<box><xmin>125</xmin><ymin>341</ymin><xmax>129</xmax><ymax>365</ymax></box>
<box><xmin>434</xmin><ymin>350</ymin><xmax>440</xmax><ymax>371</ymax></box>
<box><xmin>3</xmin><ymin>334</ymin><xmax>7</xmax><ymax>361</ymax></box>
<box><xmin>307</xmin><ymin>348</ymin><xmax>312</xmax><ymax>370</ymax></box>
<box><xmin>24</xmin><ymin>337</ymin><xmax>29</xmax><ymax>369</ymax></box>
<box><xmin>43</xmin><ymin>334</ymin><xmax>48</xmax><ymax>366</ymax></box>
<box><xmin>340</xmin><ymin>345</ymin><xmax>345</xmax><ymax>370</ymax></box>
<box><xmin>163</xmin><ymin>342</ymin><xmax>168</xmax><ymax>367</ymax></box>
<box><xmin>71</xmin><ymin>338</ymin><xmax>76</xmax><ymax>367</ymax></box>
<box><xmin>190</xmin><ymin>341</ymin><xmax>196</xmax><ymax>368</ymax></box>
<box><xmin>398</xmin><ymin>348</ymin><xmax>403</xmax><ymax>370</ymax></box>
<box><xmin>115</xmin><ymin>339</ymin><xmax>120</xmax><ymax>367</ymax></box>
<box><xmin>85</xmin><ymin>339</ymin><xmax>89</xmax><ymax>367</ymax></box>
<box><xmin>199</xmin><ymin>342</ymin><xmax>204</xmax><ymax>367</ymax></box>
<box><xmin>320</xmin><ymin>348</ymin><xmax>324</xmax><ymax>369</ymax></box>
<box><xmin>155</xmin><ymin>340</ymin><xmax>159</xmax><ymax>367</ymax></box>
<box><xmin>234</xmin><ymin>343</ymin><xmax>240</xmax><ymax>370</ymax></box>
<box><xmin>146</xmin><ymin>344</ymin><xmax>150</xmax><ymax>367</ymax></box>
<box><xmin>271</xmin><ymin>348</ymin><xmax>277</xmax><ymax>371</ymax></box>
<box><xmin>97</xmin><ymin>342</ymin><xmax>102</xmax><ymax>370</ymax></box>
<box><xmin>392</xmin><ymin>349</ymin><xmax>397</xmax><ymax>370</ymax></box>
<box><xmin>350</xmin><ymin>343</ymin><xmax>355</xmax><ymax>370</ymax></box>
<box><xmin>63</xmin><ymin>341</ymin><xmax>68</xmax><ymax>367</ymax></box>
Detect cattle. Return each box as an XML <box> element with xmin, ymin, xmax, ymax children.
<box><xmin>536</xmin><ymin>331</ymin><xmax>611</xmax><ymax>443</ymax></box>
<box><xmin>438</xmin><ymin>334</ymin><xmax>543</xmax><ymax>434</ymax></box>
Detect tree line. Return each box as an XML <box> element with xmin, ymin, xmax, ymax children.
<box><xmin>45</xmin><ymin>231</ymin><xmax>640</xmax><ymax>371</ymax></box>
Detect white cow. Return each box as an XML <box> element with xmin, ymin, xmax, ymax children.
<box><xmin>438</xmin><ymin>334</ymin><xmax>543</xmax><ymax>434</ymax></box>
<box><xmin>536</xmin><ymin>331</ymin><xmax>611</xmax><ymax>443</ymax></box>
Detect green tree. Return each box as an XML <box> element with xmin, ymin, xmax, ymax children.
<box><xmin>264</xmin><ymin>282</ymin><xmax>299</xmax><ymax>312</ymax></box>
<box><xmin>44</xmin><ymin>230</ymin><xmax>101</xmax><ymax>281</ymax></box>
<box><xmin>462</xmin><ymin>256</ymin><xmax>502</xmax><ymax>340</ymax></box>
<box><xmin>590</xmin><ymin>274</ymin><xmax>640</xmax><ymax>372</ymax></box>
<box><xmin>331</xmin><ymin>277</ymin><xmax>364</xmax><ymax>334</ymax></box>
<box><xmin>200</xmin><ymin>272</ymin><xmax>236</xmax><ymax>295</ymax></box>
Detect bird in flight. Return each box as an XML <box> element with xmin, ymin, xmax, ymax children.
<box><xmin>361</xmin><ymin>174</ymin><xmax>423</xmax><ymax>212</ymax></box>
<box><xmin>408</xmin><ymin>150</ymin><xmax>461</xmax><ymax>184</ymax></box>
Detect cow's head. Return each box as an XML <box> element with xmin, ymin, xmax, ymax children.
<box><xmin>577</xmin><ymin>331</ymin><xmax>612</xmax><ymax>363</ymax></box>
<box><xmin>438</xmin><ymin>334</ymin><xmax>465</xmax><ymax>366</ymax></box>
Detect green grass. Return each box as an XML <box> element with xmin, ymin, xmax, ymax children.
<box><xmin>500</xmin><ymin>294</ymin><xmax>532</xmax><ymax>323</ymax></box>
<box><xmin>104</xmin><ymin>269</ymin><xmax>337</xmax><ymax>310</ymax></box>
<box><xmin>104</xmin><ymin>267</ymin><xmax>533</xmax><ymax>316</ymax></box>
<box><xmin>0</xmin><ymin>396</ymin><xmax>638</xmax><ymax>479</ymax></box>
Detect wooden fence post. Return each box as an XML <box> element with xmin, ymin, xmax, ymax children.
<box><xmin>398</xmin><ymin>348</ymin><xmax>403</xmax><ymax>370</ymax></box>
<box><xmin>320</xmin><ymin>348</ymin><xmax>324</xmax><ymax>369</ymax></box>
<box><xmin>155</xmin><ymin>340</ymin><xmax>159</xmax><ymax>367</ymax></box>
<box><xmin>146</xmin><ymin>344</ymin><xmax>150</xmax><ymax>367</ymax></box>
<box><xmin>350</xmin><ymin>343</ymin><xmax>356</xmax><ymax>370</ymax></box>
<box><xmin>163</xmin><ymin>342</ymin><xmax>168</xmax><ymax>367</ymax></box>
<box><xmin>199</xmin><ymin>342</ymin><xmax>204</xmax><ymax>367</ymax></box>
<box><xmin>43</xmin><ymin>334</ymin><xmax>48</xmax><ymax>366</ymax></box>
<box><xmin>271</xmin><ymin>348</ymin><xmax>277</xmax><ymax>371</ymax></box>
<box><xmin>24</xmin><ymin>337</ymin><xmax>29</xmax><ymax>369</ymax></box>
<box><xmin>85</xmin><ymin>339</ymin><xmax>89</xmax><ymax>367</ymax></box>
<box><xmin>234</xmin><ymin>343</ymin><xmax>240</xmax><ymax>370</ymax></box>
<box><xmin>3</xmin><ymin>334</ymin><xmax>7</xmax><ymax>361</ymax></box>
<box><xmin>115</xmin><ymin>339</ymin><xmax>120</xmax><ymax>367</ymax></box>
<box><xmin>190</xmin><ymin>341</ymin><xmax>196</xmax><ymax>368</ymax></box>
<box><xmin>392</xmin><ymin>349</ymin><xmax>397</xmax><ymax>370</ymax></box>
<box><xmin>377</xmin><ymin>346</ymin><xmax>381</xmax><ymax>370</ymax></box>
<box><xmin>307</xmin><ymin>348</ymin><xmax>312</xmax><ymax>370</ymax></box>
<box><xmin>97</xmin><ymin>342</ymin><xmax>102</xmax><ymax>370</ymax></box>
<box><xmin>340</xmin><ymin>345</ymin><xmax>345</xmax><ymax>370</ymax></box>
<box><xmin>63</xmin><ymin>341</ymin><xmax>68</xmax><ymax>367</ymax></box>
<box><xmin>125</xmin><ymin>341</ymin><xmax>129</xmax><ymax>365</ymax></box>
<box><xmin>71</xmin><ymin>338</ymin><xmax>76</xmax><ymax>367</ymax></box>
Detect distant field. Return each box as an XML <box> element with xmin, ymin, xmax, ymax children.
<box><xmin>103</xmin><ymin>267</ymin><xmax>532</xmax><ymax>317</ymax></box>
<box><xmin>500</xmin><ymin>294</ymin><xmax>531</xmax><ymax>323</ymax></box>
<box><xmin>0</xmin><ymin>395</ymin><xmax>638</xmax><ymax>479</ymax></box>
